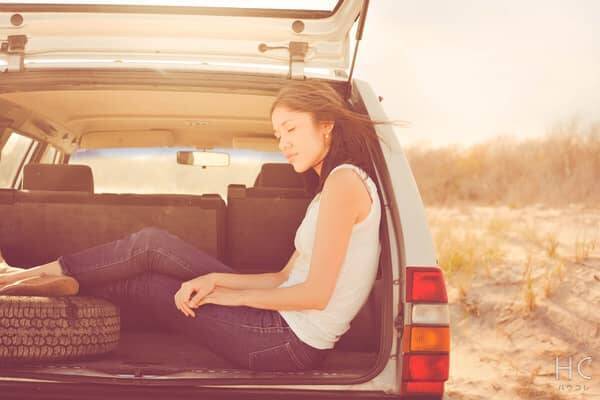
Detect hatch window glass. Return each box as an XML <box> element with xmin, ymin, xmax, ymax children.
<box><xmin>69</xmin><ymin>147</ymin><xmax>286</xmax><ymax>200</ymax></box>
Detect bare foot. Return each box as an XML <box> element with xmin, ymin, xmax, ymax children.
<box><xmin>1</xmin><ymin>259</ymin><xmax>65</xmax><ymax>288</ymax></box>
<box><xmin>0</xmin><ymin>261</ymin><xmax>24</xmax><ymax>274</ymax></box>
<box><xmin>0</xmin><ymin>267</ymin><xmax>37</xmax><ymax>287</ymax></box>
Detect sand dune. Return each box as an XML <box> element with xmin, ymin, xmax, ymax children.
<box><xmin>428</xmin><ymin>206</ymin><xmax>600</xmax><ymax>399</ymax></box>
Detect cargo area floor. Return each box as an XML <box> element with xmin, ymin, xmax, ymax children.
<box><xmin>2</xmin><ymin>331</ymin><xmax>379</xmax><ymax>380</ymax></box>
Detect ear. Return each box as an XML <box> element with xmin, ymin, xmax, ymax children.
<box><xmin>319</xmin><ymin>121</ymin><xmax>334</xmax><ymax>136</ymax></box>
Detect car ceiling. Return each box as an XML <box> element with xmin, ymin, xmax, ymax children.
<box><xmin>0</xmin><ymin>89</ymin><xmax>278</xmax><ymax>152</ymax></box>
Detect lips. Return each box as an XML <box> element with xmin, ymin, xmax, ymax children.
<box><xmin>286</xmin><ymin>153</ymin><xmax>298</xmax><ymax>161</ymax></box>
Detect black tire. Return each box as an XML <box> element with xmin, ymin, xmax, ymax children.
<box><xmin>0</xmin><ymin>296</ymin><xmax>120</xmax><ymax>363</ymax></box>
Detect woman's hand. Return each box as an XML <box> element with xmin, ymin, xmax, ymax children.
<box><xmin>174</xmin><ymin>274</ymin><xmax>216</xmax><ymax>317</ymax></box>
<box><xmin>191</xmin><ymin>287</ymin><xmax>245</xmax><ymax>308</ymax></box>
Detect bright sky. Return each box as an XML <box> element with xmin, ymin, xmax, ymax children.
<box><xmin>354</xmin><ymin>0</ymin><xmax>600</xmax><ymax>147</ymax></box>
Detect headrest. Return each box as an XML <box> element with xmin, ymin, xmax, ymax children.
<box><xmin>253</xmin><ymin>163</ymin><xmax>304</xmax><ymax>189</ymax></box>
<box><xmin>23</xmin><ymin>164</ymin><xmax>94</xmax><ymax>193</ymax></box>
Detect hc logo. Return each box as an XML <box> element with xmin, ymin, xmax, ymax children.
<box><xmin>555</xmin><ymin>356</ymin><xmax>592</xmax><ymax>380</ymax></box>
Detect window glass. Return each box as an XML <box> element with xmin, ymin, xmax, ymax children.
<box><xmin>69</xmin><ymin>147</ymin><xmax>286</xmax><ymax>200</ymax></box>
<box><xmin>15</xmin><ymin>140</ymin><xmax>40</xmax><ymax>190</ymax></box>
<box><xmin>40</xmin><ymin>145</ymin><xmax>58</xmax><ymax>164</ymax></box>
<box><xmin>0</xmin><ymin>132</ymin><xmax>34</xmax><ymax>188</ymax></box>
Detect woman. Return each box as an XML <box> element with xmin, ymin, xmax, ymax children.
<box><xmin>0</xmin><ymin>81</ymin><xmax>384</xmax><ymax>372</ymax></box>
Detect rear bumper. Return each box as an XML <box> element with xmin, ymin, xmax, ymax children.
<box><xmin>0</xmin><ymin>380</ymin><xmax>453</xmax><ymax>400</ymax></box>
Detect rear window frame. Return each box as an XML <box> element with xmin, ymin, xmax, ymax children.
<box><xmin>0</xmin><ymin>1</ymin><xmax>343</xmax><ymax>19</ymax></box>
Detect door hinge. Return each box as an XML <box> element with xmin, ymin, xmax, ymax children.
<box><xmin>1</xmin><ymin>35</ymin><xmax>27</xmax><ymax>72</ymax></box>
<box><xmin>394</xmin><ymin>302</ymin><xmax>404</xmax><ymax>333</ymax></box>
<box><xmin>258</xmin><ymin>41</ymin><xmax>308</xmax><ymax>80</ymax></box>
<box><xmin>288</xmin><ymin>41</ymin><xmax>308</xmax><ymax>80</ymax></box>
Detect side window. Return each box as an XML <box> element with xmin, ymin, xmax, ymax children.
<box><xmin>39</xmin><ymin>144</ymin><xmax>59</xmax><ymax>164</ymax></box>
<box><xmin>0</xmin><ymin>132</ymin><xmax>35</xmax><ymax>188</ymax></box>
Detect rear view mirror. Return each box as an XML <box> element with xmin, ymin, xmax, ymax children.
<box><xmin>176</xmin><ymin>150</ymin><xmax>229</xmax><ymax>167</ymax></box>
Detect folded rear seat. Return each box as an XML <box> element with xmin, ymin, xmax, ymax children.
<box><xmin>227</xmin><ymin>163</ymin><xmax>381</xmax><ymax>353</ymax></box>
<box><xmin>0</xmin><ymin>164</ymin><xmax>226</xmax><ymax>268</ymax></box>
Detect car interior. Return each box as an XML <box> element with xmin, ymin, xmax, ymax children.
<box><xmin>0</xmin><ymin>84</ymin><xmax>386</xmax><ymax>377</ymax></box>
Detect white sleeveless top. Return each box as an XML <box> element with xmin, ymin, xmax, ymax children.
<box><xmin>277</xmin><ymin>163</ymin><xmax>382</xmax><ymax>349</ymax></box>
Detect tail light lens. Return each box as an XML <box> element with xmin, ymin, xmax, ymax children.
<box><xmin>401</xmin><ymin>267</ymin><xmax>450</xmax><ymax>398</ymax></box>
<box><xmin>406</xmin><ymin>326</ymin><xmax>450</xmax><ymax>352</ymax></box>
<box><xmin>406</xmin><ymin>267</ymin><xmax>448</xmax><ymax>303</ymax></box>
<box><xmin>403</xmin><ymin>354</ymin><xmax>449</xmax><ymax>381</ymax></box>
<box><xmin>401</xmin><ymin>381</ymin><xmax>445</xmax><ymax>396</ymax></box>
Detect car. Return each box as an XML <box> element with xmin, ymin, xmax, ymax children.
<box><xmin>0</xmin><ymin>1</ymin><xmax>450</xmax><ymax>399</ymax></box>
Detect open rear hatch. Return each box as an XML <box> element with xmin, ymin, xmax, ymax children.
<box><xmin>0</xmin><ymin>0</ymin><xmax>368</xmax><ymax>80</ymax></box>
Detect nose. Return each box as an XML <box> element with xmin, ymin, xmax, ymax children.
<box><xmin>278</xmin><ymin>136</ymin><xmax>292</xmax><ymax>152</ymax></box>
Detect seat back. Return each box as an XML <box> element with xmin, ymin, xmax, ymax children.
<box><xmin>0</xmin><ymin>190</ymin><xmax>226</xmax><ymax>267</ymax></box>
<box><xmin>253</xmin><ymin>162</ymin><xmax>304</xmax><ymax>189</ymax></box>
<box><xmin>226</xmin><ymin>184</ymin><xmax>310</xmax><ymax>273</ymax></box>
<box><xmin>227</xmin><ymin>162</ymin><xmax>310</xmax><ymax>273</ymax></box>
<box><xmin>23</xmin><ymin>164</ymin><xmax>94</xmax><ymax>192</ymax></box>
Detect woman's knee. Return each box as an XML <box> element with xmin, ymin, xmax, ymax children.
<box><xmin>133</xmin><ymin>227</ymin><xmax>171</xmax><ymax>249</ymax></box>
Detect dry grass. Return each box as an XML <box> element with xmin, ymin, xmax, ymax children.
<box><xmin>487</xmin><ymin>216</ymin><xmax>511</xmax><ymax>237</ymax></box>
<box><xmin>433</xmin><ymin>214</ymin><xmax>566</xmax><ymax>313</ymax></box>
<box><xmin>543</xmin><ymin>260</ymin><xmax>565</xmax><ymax>298</ymax></box>
<box><xmin>520</xmin><ymin>222</ymin><xmax>542</xmax><ymax>247</ymax></box>
<box><xmin>433</xmin><ymin>221</ymin><xmax>505</xmax><ymax>300</ymax></box>
<box><xmin>407</xmin><ymin>117</ymin><xmax>600</xmax><ymax>207</ymax></box>
<box><xmin>573</xmin><ymin>231</ymin><xmax>598</xmax><ymax>263</ymax></box>
<box><xmin>544</xmin><ymin>232</ymin><xmax>560</xmax><ymax>259</ymax></box>
<box><xmin>522</xmin><ymin>255</ymin><xmax>537</xmax><ymax>313</ymax></box>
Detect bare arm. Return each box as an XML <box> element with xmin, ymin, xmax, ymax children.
<box><xmin>194</xmin><ymin>169</ymin><xmax>366</xmax><ymax>311</ymax></box>
<box><xmin>208</xmin><ymin>250</ymin><xmax>300</xmax><ymax>290</ymax></box>
<box><xmin>182</xmin><ymin>250</ymin><xmax>301</xmax><ymax>317</ymax></box>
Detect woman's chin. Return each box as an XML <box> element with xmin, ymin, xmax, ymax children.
<box><xmin>289</xmin><ymin>162</ymin><xmax>305</xmax><ymax>173</ymax></box>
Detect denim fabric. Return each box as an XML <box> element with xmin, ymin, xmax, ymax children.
<box><xmin>58</xmin><ymin>227</ymin><xmax>330</xmax><ymax>371</ymax></box>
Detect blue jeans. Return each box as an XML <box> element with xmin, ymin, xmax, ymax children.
<box><xmin>57</xmin><ymin>227</ymin><xmax>330</xmax><ymax>371</ymax></box>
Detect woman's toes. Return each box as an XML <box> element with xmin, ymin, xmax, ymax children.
<box><xmin>0</xmin><ymin>270</ymin><xmax>28</xmax><ymax>286</ymax></box>
<box><xmin>1</xmin><ymin>261</ymin><xmax>22</xmax><ymax>272</ymax></box>
<box><xmin>1</xmin><ymin>263</ymin><xmax>24</xmax><ymax>274</ymax></box>
<box><xmin>5</xmin><ymin>266</ymin><xmax>24</xmax><ymax>274</ymax></box>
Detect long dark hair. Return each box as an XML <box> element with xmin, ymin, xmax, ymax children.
<box><xmin>270</xmin><ymin>80</ymin><xmax>389</xmax><ymax>196</ymax></box>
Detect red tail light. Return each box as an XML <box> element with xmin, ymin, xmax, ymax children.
<box><xmin>406</xmin><ymin>267</ymin><xmax>448</xmax><ymax>303</ymax></box>
<box><xmin>402</xmin><ymin>267</ymin><xmax>450</xmax><ymax>398</ymax></box>
<box><xmin>401</xmin><ymin>381</ymin><xmax>445</xmax><ymax>396</ymax></box>
<box><xmin>403</xmin><ymin>354</ymin><xmax>449</xmax><ymax>381</ymax></box>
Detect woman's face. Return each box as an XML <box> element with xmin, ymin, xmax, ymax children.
<box><xmin>271</xmin><ymin>106</ymin><xmax>333</xmax><ymax>175</ymax></box>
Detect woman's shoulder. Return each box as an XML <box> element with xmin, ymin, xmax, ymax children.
<box><xmin>324</xmin><ymin>164</ymin><xmax>367</xmax><ymax>191</ymax></box>
<box><xmin>326</xmin><ymin>163</ymin><xmax>377</xmax><ymax>199</ymax></box>
<box><xmin>320</xmin><ymin>164</ymin><xmax>376</xmax><ymax>220</ymax></box>
<box><xmin>329</xmin><ymin>163</ymin><xmax>369</xmax><ymax>180</ymax></box>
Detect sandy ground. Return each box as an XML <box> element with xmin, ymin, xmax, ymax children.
<box><xmin>426</xmin><ymin>205</ymin><xmax>600</xmax><ymax>400</ymax></box>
